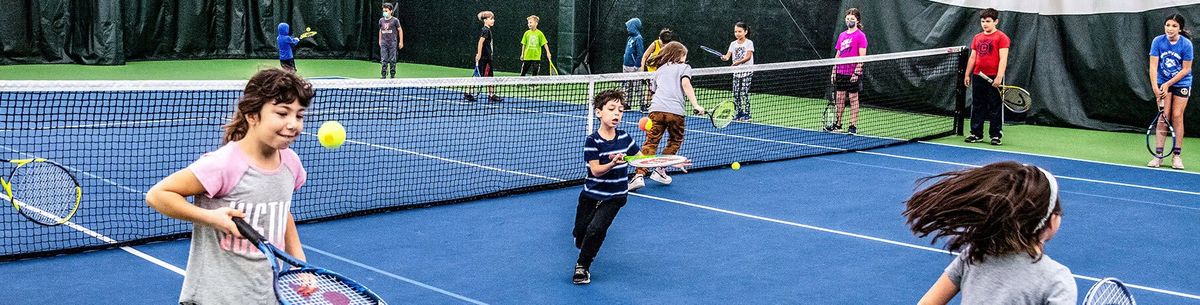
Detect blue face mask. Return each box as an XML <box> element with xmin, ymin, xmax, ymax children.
<box><xmin>383</xmin><ymin>12</ymin><xmax>390</xmax><ymax>18</ymax></box>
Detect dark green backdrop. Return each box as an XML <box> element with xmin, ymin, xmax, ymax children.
<box><xmin>2</xmin><ymin>0</ymin><xmax>1198</xmax><ymax>136</ymax></box>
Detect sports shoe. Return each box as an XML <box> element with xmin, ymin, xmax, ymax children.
<box><xmin>628</xmin><ymin>175</ymin><xmax>645</xmax><ymax>191</ymax></box>
<box><xmin>847</xmin><ymin>125</ymin><xmax>857</xmax><ymax>135</ymax></box>
<box><xmin>964</xmin><ymin>135</ymin><xmax>982</xmax><ymax>143</ymax></box>
<box><xmin>649</xmin><ymin>167</ymin><xmax>672</xmax><ymax>185</ymax></box>
<box><xmin>572</xmin><ymin>264</ymin><xmax>591</xmax><ymax>285</ymax></box>
<box><xmin>1148</xmin><ymin>157</ymin><xmax>1164</xmax><ymax>168</ymax></box>
<box><xmin>464</xmin><ymin>93</ymin><xmax>476</xmax><ymax>102</ymax></box>
<box><xmin>489</xmin><ymin>95</ymin><xmax>504</xmax><ymax>102</ymax></box>
<box><xmin>990</xmin><ymin>137</ymin><xmax>1002</xmax><ymax>146</ymax></box>
<box><xmin>824</xmin><ymin>123</ymin><xmax>842</xmax><ymax>132</ymax></box>
<box><xmin>1172</xmin><ymin>155</ymin><xmax>1185</xmax><ymax>169</ymax></box>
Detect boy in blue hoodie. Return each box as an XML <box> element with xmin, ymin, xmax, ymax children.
<box><xmin>621</xmin><ymin>18</ymin><xmax>645</xmax><ymax>110</ymax></box>
<box><xmin>277</xmin><ymin>23</ymin><xmax>301</xmax><ymax>72</ymax></box>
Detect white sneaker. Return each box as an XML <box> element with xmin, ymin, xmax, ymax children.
<box><xmin>628</xmin><ymin>175</ymin><xmax>645</xmax><ymax>191</ymax></box>
<box><xmin>1148</xmin><ymin>157</ymin><xmax>1163</xmax><ymax>168</ymax></box>
<box><xmin>649</xmin><ymin>167</ymin><xmax>672</xmax><ymax>185</ymax></box>
<box><xmin>1172</xmin><ymin>155</ymin><xmax>1185</xmax><ymax>170</ymax></box>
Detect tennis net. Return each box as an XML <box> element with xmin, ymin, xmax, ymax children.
<box><xmin>0</xmin><ymin>46</ymin><xmax>967</xmax><ymax>260</ymax></box>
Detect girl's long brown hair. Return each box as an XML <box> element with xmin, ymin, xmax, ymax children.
<box><xmin>223</xmin><ymin>68</ymin><xmax>315</xmax><ymax>144</ymax></box>
<box><xmin>649</xmin><ymin>41</ymin><xmax>688</xmax><ymax>68</ymax></box>
<box><xmin>903</xmin><ymin>161</ymin><xmax>1062</xmax><ymax>264</ymax></box>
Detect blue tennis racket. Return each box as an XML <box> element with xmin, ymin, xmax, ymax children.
<box><xmin>232</xmin><ymin>217</ymin><xmax>386</xmax><ymax>305</ymax></box>
<box><xmin>1083</xmin><ymin>277</ymin><xmax>1135</xmax><ymax>305</ymax></box>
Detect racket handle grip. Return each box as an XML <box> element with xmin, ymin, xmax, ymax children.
<box><xmin>232</xmin><ymin>217</ymin><xmax>267</xmax><ymax>246</ymax></box>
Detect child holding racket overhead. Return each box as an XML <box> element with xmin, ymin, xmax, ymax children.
<box><xmin>963</xmin><ymin>8</ymin><xmax>1010</xmax><ymax>146</ymax></box>
<box><xmin>826</xmin><ymin>8</ymin><xmax>867</xmax><ymax>134</ymax></box>
<box><xmin>1148</xmin><ymin>13</ymin><xmax>1192</xmax><ymax>169</ymax></box>
<box><xmin>904</xmin><ymin>161</ymin><xmax>1075</xmax><ymax>305</ymax></box>
<box><xmin>276</xmin><ymin>23</ymin><xmax>302</xmax><ymax>72</ymax></box>
<box><xmin>719</xmin><ymin>21</ymin><xmax>755</xmax><ymax>122</ymax></box>
<box><xmin>146</xmin><ymin>68</ymin><xmax>316</xmax><ymax>304</ymax></box>
<box><xmin>630</xmin><ymin>41</ymin><xmax>705</xmax><ymax>191</ymax></box>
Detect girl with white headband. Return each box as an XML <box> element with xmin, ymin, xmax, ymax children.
<box><xmin>903</xmin><ymin>161</ymin><xmax>1074</xmax><ymax>305</ymax></box>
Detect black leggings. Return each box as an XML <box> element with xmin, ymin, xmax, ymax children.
<box><xmin>573</xmin><ymin>192</ymin><xmax>627</xmax><ymax>268</ymax></box>
<box><xmin>520</xmin><ymin>60</ymin><xmax>541</xmax><ymax>76</ymax></box>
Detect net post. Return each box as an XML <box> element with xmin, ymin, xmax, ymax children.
<box><xmin>586</xmin><ymin>80</ymin><xmax>595</xmax><ymax>135</ymax></box>
<box><xmin>953</xmin><ymin>47</ymin><xmax>970</xmax><ymax>136</ymax></box>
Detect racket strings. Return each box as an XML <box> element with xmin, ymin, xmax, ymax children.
<box><xmin>9</xmin><ymin>162</ymin><xmax>77</xmax><ymax>224</ymax></box>
<box><xmin>1084</xmin><ymin>281</ymin><xmax>1135</xmax><ymax>305</ymax></box>
<box><xmin>277</xmin><ymin>271</ymin><xmax>379</xmax><ymax>305</ymax></box>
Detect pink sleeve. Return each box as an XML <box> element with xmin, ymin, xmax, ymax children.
<box><xmin>186</xmin><ymin>144</ymin><xmax>247</xmax><ymax>199</ymax></box>
<box><xmin>857</xmin><ymin>32</ymin><xmax>868</xmax><ymax>50</ymax></box>
<box><xmin>280</xmin><ymin>148</ymin><xmax>306</xmax><ymax>191</ymax></box>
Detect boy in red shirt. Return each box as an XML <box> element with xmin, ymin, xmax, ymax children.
<box><xmin>963</xmin><ymin>8</ymin><xmax>1010</xmax><ymax>145</ymax></box>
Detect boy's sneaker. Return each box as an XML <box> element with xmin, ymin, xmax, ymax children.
<box><xmin>847</xmin><ymin>125</ymin><xmax>857</xmax><ymax>135</ymax></box>
<box><xmin>1148</xmin><ymin>157</ymin><xmax>1164</xmax><ymax>168</ymax></box>
<box><xmin>964</xmin><ymin>135</ymin><xmax>982</xmax><ymax>143</ymax></box>
<box><xmin>572</xmin><ymin>264</ymin><xmax>591</xmax><ymax>285</ymax></box>
<box><xmin>628</xmin><ymin>175</ymin><xmax>646</xmax><ymax>191</ymax></box>
<box><xmin>1172</xmin><ymin>155</ymin><xmax>1185</xmax><ymax>169</ymax></box>
<box><xmin>464</xmin><ymin>93</ymin><xmax>477</xmax><ymax>102</ymax></box>
<box><xmin>649</xmin><ymin>167</ymin><xmax>672</xmax><ymax>185</ymax></box>
<box><xmin>489</xmin><ymin>95</ymin><xmax>504</xmax><ymax>102</ymax></box>
<box><xmin>742</xmin><ymin>114</ymin><xmax>753</xmax><ymax>122</ymax></box>
<box><xmin>990</xmin><ymin>137</ymin><xmax>1002</xmax><ymax>146</ymax></box>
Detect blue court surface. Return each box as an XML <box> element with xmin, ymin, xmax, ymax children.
<box><xmin>1</xmin><ymin>137</ymin><xmax>1197</xmax><ymax>304</ymax></box>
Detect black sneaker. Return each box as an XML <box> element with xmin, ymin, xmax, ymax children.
<box><xmin>572</xmin><ymin>264</ymin><xmax>591</xmax><ymax>285</ymax></box>
<box><xmin>464</xmin><ymin>93</ymin><xmax>476</xmax><ymax>102</ymax></box>
<box><xmin>990</xmin><ymin>137</ymin><xmax>1002</xmax><ymax>145</ymax></box>
<box><xmin>847</xmin><ymin>125</ymin><xmax>857</xmax><ymax>135</ymax></box>
<box><xmin>964</xmin><ymin>135</ymin><xmax>982</xmax><ymax>143</ymax></box>
<box><xmin>824</xmin><ymin>123</ymin><xmax>842</xmax><ymax>132</ymax></box>
<box><xmin>489</xmin><ymin>95</ymin><xmax>504</xmax><ymax>102</ymax></box>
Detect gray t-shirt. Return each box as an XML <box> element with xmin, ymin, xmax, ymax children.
<box><xmin>649</xmin><ymin>62</ymin><xmax>693</xmax><ymax>116</ymax></box>
<box><xmin>179</xmin><ymin>142</ymin><xmax>306</xmax><ymax>305</ymax></box>
<box><xmin>379</xmin><ymin>17</ymin><xmax>401</xmax><ymax>43</ymax></box>
<box><xmin>945</xmin><ymin>252</ymin><xmax>1077</xmax><ymax>305</ymax></box>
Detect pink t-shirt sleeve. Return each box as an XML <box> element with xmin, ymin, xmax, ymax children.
<box><xmin>187</xmin><ymin>143</ymin><xmax>248</xmax><ymax>199</ymax></box>
<box><xmin>280</xmin><ymin>148</ymin><xmax>306</xmax><ymax>191</ymax></box>
<box><xmin>855</xmin><ymin>31</ymin><xmax>868</xmax><ymax>52</ymax></box>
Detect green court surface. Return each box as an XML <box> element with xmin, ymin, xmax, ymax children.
<box><xmin>1</xmin><ymin>59</ymin><xmax>1195</xmax><ymax>173</ymax></box>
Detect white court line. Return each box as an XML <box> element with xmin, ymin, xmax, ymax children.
<box><xmin>855</xmin><ymin>150</ymin><xmax>1200</xmax><ymax>196</ymax></box>
<box><xmin>303</xmin><ymin>246</ymin><xmax>490</xmax><ymax>305</ymax></box>
<box><xmin>626</xmin><ymin>192</ymin><xmax>1200</xmax><ymax>300</ymax></box>
<box><xmin>0</xmin><ymin>146</ymin><xmax>185</xmax><ymax>275</ymax></box>
<box><xmin>815</xmin><ymin>156</ymin><xmax>1200</xmax><ymax>211</ymax></box>
<box><xmin>920</xmin><ymin>141</ymin><xmax>1200</xmax><ymax>176</ymax></box>
<box><xmin>366</xmin><ymin>88</ymin><xmax>1200</xmax><ymax>197</ymax></box>
<box><xmin>315</xmin><ymin>132</ymin><xmax>1200</xmax><ymax>300</ymax></box>
<box><xmin>0</xmin><ymin>117</ymin><xmax>211</xmax><ymax>132</ymax></box>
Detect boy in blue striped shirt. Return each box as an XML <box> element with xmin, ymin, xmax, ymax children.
<box><xmin>573</xmin><ymin>89</ymin><xmax>640</xmax><ymax>285</ymax></box>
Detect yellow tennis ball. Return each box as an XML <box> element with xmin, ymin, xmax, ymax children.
<box><xmin>646</xmin><ymin>118</ymin><xmax>653</xmax><ymax>131</ymax></box>
<box><xmin>732</xmin><ymin>162</ymin><xmax>741</xmax><ymax>170</ymax></box>
<box><xmin>317</xmin><ymin>121</ymin><xmax>346</xmax><ymax>149</ymax></box>
<box><xmin>306</xmin><ymin>27</ymin><xmax>311</xmax><ymax>31</ymax></box>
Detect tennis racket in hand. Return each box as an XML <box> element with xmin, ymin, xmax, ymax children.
<box><xmin>232</xmin><ymin>217</ymin><xmax>386</xmax><ymax>305</ymax></box>
<box><xmin>1082</xmin><ymin>277</ymin><xmax>1135</xmax><ymax>305</ymax></box>
<box><xmin>2</xmin><ymin>158</ymin><xmax>81</xmax><ymax>226</ymax></box>
<box><xmin>977</xmin><ymin>72</ymin><xmax>1032</xmax><ymax>113</ymax></box>
<box><xmin>299</xmin><ymin>27</ymin><xmax>318</xmax><ymax>39</ymax></box>
<box><xmin>700</xmin><ymin>45</ymin><xmax>725</xmax><ymax>59</ymax></box>
<box><xmin>624</xmin><ymin>155</ymin><xmax>692</xmax><ymax>172</ymax></box>
<box><xmin>1146</xmin><ymin>107</ymin><xmax>1177</xmax><ymax>159</ymax></box>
